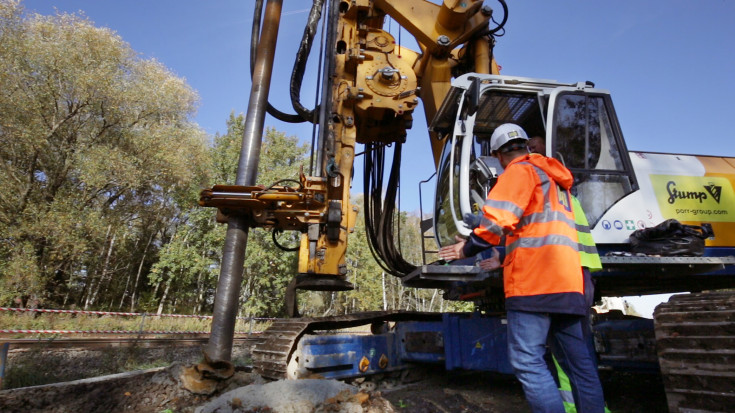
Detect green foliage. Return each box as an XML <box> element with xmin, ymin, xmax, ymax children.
<box><xmin>0</xmin><ymin>239</ymin><xmax>41</xmax><ymax>305</ymax></box>
<box><xmin>299</xmin><ymin>197</ymin><xmax>458</xmax><ymax>316</ymax></box>
<box><xmin>0</xmin><ymin>2</ymin><xmax>466</xmax><ymax>318</ymax></box>
<box><xmin>341</xmin><ymin>195</ymin><xmax>385</xmax><ymax>312</ymax></box>
<box><xmin>148</xmin><ymin>206</ymin><xmax>220</xmax><ymax>313</ymax></box>
<box><xmin>221</xmin><ymin>118</ymin><xmax>309</xmax><ymax>317</ymax></box>
<box><xmin>0</xmin><ymin>311</ymin><xmax>269</xmax><ymax>339</ymax></box>
<box><xmin>150</xmin><ymin>113</ymin><xmax>309</xmax><ymax>316</ymax></box>
<box><xmin>0</xmin><ymin>2</ymin><xmax>208</xmax><ymax>309</ymax></box>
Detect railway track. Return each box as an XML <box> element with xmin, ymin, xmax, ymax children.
<box><xmin>2</xmin><ymin>336</ymin><xmax>263</xmax><ymax>351</ymax></box>
<box><xmin>0</xmin><ymin>335</ymin><xmax>264</xmax><ymax>391</ymax></box>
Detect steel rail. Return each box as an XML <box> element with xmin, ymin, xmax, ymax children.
<box><xmin>1</xmin><ymin>336</ymin><xmax>263</xmax><ymax>351</ymax></box>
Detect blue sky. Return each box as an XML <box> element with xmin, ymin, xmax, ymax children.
<box><xmin>21</xmin><ymin>1</ymin><xmax>735</xmax><ymax>315</ymax></box>
<box><xmin>22</xmin><ymin>0</ymin><xmax>735</xmax><ymax>214</ymax></box>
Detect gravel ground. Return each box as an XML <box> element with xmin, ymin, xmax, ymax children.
<box><xmin>0</xmin><ymin>341</ymin><xmax>668</xmax><ymax>412</ymax></box>
<box><xmin>381</xmin><ymin>369</ymin><xmax>668</xmax><ymax>413</ymax></box>
<box><xmin>0</xmin><ymin>363</ymin><xmax>668</xmax><ymax>412</ymax></box>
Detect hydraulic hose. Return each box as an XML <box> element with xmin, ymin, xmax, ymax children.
<box><xmin>288</xmin><ymin>0</ymin><xmax>324</xmax><ymax>122</ymax></box>
<box><xmin>251</xmin><ymin>0</ymin><xmax>324</xmax><ymax>123</ymax></box>
<box><xmin>488</xmin><ymin>0</ymin><xmax>508</xmax><ymax>35</ymax></box>
<box><xmin>363</xmin><ymin>142</ymin><xmax>418</xmax><ymax>277</ymax></box>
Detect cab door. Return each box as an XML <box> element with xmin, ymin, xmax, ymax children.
<box><xmin>547</xmin><ymin>87</ymin><xmax>638</xmax><ymax>227</ymax></box>
<box><xmin>432</xmin><ymin>79</ymin><xmax>546</xmax><ymax>246</ymax></box>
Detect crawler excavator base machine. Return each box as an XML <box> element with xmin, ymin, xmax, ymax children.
<box><xmin>198</xmin><ymin>1</ymin><xmax>735</xmax><ymax>411</ymax></box>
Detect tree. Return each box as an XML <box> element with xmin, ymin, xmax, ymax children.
<box><xmin>0</xmin><ymin>1</ymin><xmax>470</xmax><ymax>316</ymax></box>
<box><xmin>150</xmin><ymin>113</ymin><xmax>310</xmax><ymax>316</ymax></box>
<box><xmin>301</xmin><ymin>197</ymin><xmax>467</xmax><ymax>316</ymax></box>
<box><xmin>236</xmin><ymin>124</ymin><xmax>310</xmax><ymax>317</ymax></box>
<box><xmin>0</xmin><ymin>1</ymin><xmax>209</xmax><ymax>308</ymax></box>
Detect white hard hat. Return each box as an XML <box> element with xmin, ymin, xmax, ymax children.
<box><xmin>490</xmin><ymin>123</ymin><xmax>529</xmax><ymax>153</ymax></box>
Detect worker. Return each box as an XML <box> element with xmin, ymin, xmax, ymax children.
<box><xmin>572</xmin><ymin>194</ymin><xmax>603</xmax><ymax>354</ymax></box>
<box><xmin>524</xmin><ymin>131</ymin><xmax>603</xmax><ymax>410</ymax></box>
<box><xmin>527</xmin><ymin>134</ymin><xmax>607</xmax><ymax>412</ymax></box>
<box><xmin>550</xmin><ymin>194</ymin><xmax>606</xmax><ymax>413</ymax></box>
<box><xmin>438</xmin><ymin>123</ymin><xmax>605</xmax><ymax>413</ymax></box>
<box><xmin>526</xmin><ymin>131</ymin><xmax>607</xmax><ymax>411</ymax></box>
<box><xmin>527</xmin><ymin>135</ymin><xmax>546</xmax><ymax>155</ymax></box>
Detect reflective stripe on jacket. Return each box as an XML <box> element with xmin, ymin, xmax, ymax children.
<box><xmin>472</xmin><ymin>153</ymin><xmax>586</xmax><ymax>315</ymax></box>
<box><xmin>572</xmin><ymin>196</ymin><xmax>602</xmax><ymax>272</ymax></box>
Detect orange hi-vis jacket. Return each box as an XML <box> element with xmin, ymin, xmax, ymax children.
<box><xmin>472</xmin><ymin>153</ymin><xmax>586</xmax><ymax>315</ymax></box>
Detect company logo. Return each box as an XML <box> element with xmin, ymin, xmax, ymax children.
<box><xmin>650</xmin><ymin>174</ymin><xmax>734</xmax><ymax>223</ymax></box>
<box><xmin>666</xmin><ymin>180</ymin><xmax>723</xmax><ymax>204</ymax></box>
<box><xmin>704</xmin><ymin>183</ymin><xmax>722</xmax><ymax>203</ymax></box>
<box><xmin>667</xmin><ymin>181</ymin><xmax>714</xmax><ymax>204</ymax></box>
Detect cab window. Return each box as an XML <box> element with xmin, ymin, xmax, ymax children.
<box><xmin>552</xmin><ymin>93</ymin><xmax>637</xmax><ymax>226</ymax></box>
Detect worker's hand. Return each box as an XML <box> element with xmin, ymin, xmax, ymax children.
<box><xmin>478</xmin><ymin>247</ymin><xmax>501</xmax><ymax>271</ymax></box>
<box><xmin>438</xmin><ymin>235</ymin><xmax>467</xmax><ymax>261</ymax></box>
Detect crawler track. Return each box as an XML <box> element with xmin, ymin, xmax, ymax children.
<box><xmin>252</xmin><ymin>311</ymin><xmax>442</xmax><ymax>379</ymax></box>
<box><xmin>653</xmin><ymin>291</ymin><xmax>735</xmax><ymax>412</ymax></box>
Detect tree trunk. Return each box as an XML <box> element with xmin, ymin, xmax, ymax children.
<box><xmin>118</xmin><ymin>237</ymin><xmax>141</xmax><ymax>310</ymax></box>
<box><xmin>118</xmin><ymin>269</ymin><xmax>133</xmax><ymax>311</ymax></box>
<box><xmin>351</xmin><ymin>269</ymin><xmax>357</xmax><ymax>311</ymax></box>
<box><xmin>322</xmin><ymin>292</ymin><xmax>334</xmax><ymax>317</ymax></box>
<box><xmin>88</xmin><ymin>231</ymin><xmax>116</xmax><ymax>308</ymax></box>
<box><xmin>147</xmin><ymin>279</ymin><xmax>161</xmax><ymax>313</ymax></box>
<box><xmin>396</xmin><ymin>280</ymin><xmax>405</xmax><ymax>310</ymax></box>
<box><xmin>194</xmin><ymin>250</ymin><xmax>205</xmax><ymax>314</ymax></box>
<box><xmin>62</xmin><ymin>263</ymin><xmax>78</xmax><ymax>307</ymax></box>
<box><xmin>429</xmin><ymin>289</ymin><xmax>438</xmax><ymax>311</ymax></box>
<box><xmin>84</xmin><ymin>225</ymin><xmax>112</xmax><ymax>309</ymax></box>
<box><xmin>128</xmin><ymin>230</ymin><xmax>155</xmax><ymax>312</ymax></box>
<box><xmin>157</xmin><ymin>277</ymin><xmax>171</xmax><ymax>315</ymax></box>
<box><xmin>382</xmin><ymin>272</ymin><xmax>387</xmax><ymax>311</ymax></box>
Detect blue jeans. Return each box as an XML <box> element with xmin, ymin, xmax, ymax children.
<box><xmin>508</xmin><ymin>310</ymin><xmax>605</xmax><ymax>413</ymax></box>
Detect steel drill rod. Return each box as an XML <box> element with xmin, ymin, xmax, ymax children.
<box><xmin>206</xmin><ymin>0</ymin><xmax>283</xmax><ymax>362</ymax></box>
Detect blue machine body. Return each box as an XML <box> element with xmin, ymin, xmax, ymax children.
<box><xmin>296</xmin><ymin>313</ymin><xmax>514</xmax><ymax>379</ymax></box>
<box><xmin>442</xmin><ymin>313</ymin><xmax>513</xmax><ymax>374</ymax></box>
<box><xmin>294</xmin><ymin>311</ymin><xmax>666</xmax><ymax>380</ymax></box>
<box><xmin>297</xmin><ymin>333</ymin><xmax>402</xmax><ymax>379</ymax></box>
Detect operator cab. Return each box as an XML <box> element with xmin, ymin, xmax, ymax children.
<box><xmin>430</xmin><ymin>74</ymin><xmax>638</xmax><ymax>247</ymax></box>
